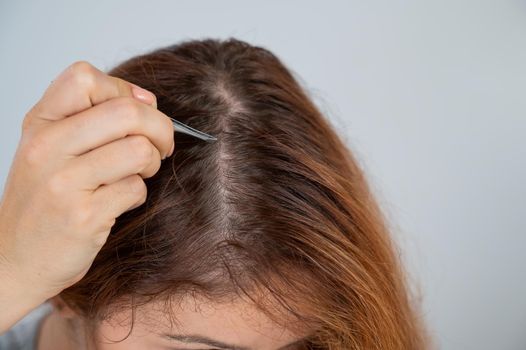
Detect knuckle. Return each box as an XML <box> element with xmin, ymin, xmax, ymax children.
<box><xmin>106</xmin><ymin>217</ymin><xmax>117</xmax><ymax>231</ymax></box>
<box><xmin>70</xmin><ymin>206</ymin><xmax>94</xmax><ymax>228</ymax></box>
<box><xmin>21</xmin><ymin>110</ymin><xmax>37</xmax><ymax>132</ymax></box>
<box><xmin>128</xmin><ymin>175</ymin><xmax>147</xmax><ymax>196</ymax></box>
<box><xmin>46</xmin><ymin>170</ymin><xmax>72</xmax><ymax>196</ymax></box>
<box><xmin>67</xmin><ymin>60</ymin><xmax>97</xmax><ymax>89</ymax></box>
<box><xmin>69</xmin><ymin>60</ymin><xmax>93</xmax><ymax>71</ymax></box>
<box><xmin>128</xmin><ymin>135</ymin><xmax>153</xmax><ymax>167</ymax></box>
<box><xmin>101</xmin><ymin>216</ymin><xmax>116</xmax><ymax>231</ymax></box>
<box><xmin>21</xmin><ymin>130</ymin><xmax>51</xmax><ymax>166</ymax></box>
<box><xmin>135</xmin><ymin>191</ymin><xmax>147</xmax><ymax>207</ymax></box>
<box><xmin>92</xmin><ymin>231</ymin><xmax>110</xmax><ymax>249</ymax></box>
<box><xmin>150</xmin><ymin>156</ymin><xmax>162</xmax><ymax>176</ymax></box>
<box><xmin>143</xmin><ymin>151</ymin><xmax>162</xmax><ymax>179</ymax></box>
<box><xmin>113</xmin><ymin>97</ymin><xmax>142</xmax><ymax>123</ymax></box>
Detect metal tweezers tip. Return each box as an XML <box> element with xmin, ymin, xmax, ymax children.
<box><xmin>169</xmin><ymin>117</ymin><xmax>217</xmax><ymax>142</ymax></box>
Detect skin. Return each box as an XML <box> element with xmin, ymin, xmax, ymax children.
<box><xmin>37</xmin><ymin>294</ymin><xmax>312</xmax><ymax>350</ymax></box>
<box><xmin>0</xmin><ymin>61</ymin><xmax>175</xmax><ymax>333</ymax></box>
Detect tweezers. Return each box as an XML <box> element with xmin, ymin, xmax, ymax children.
<box><xmin>169</xmin><ymin>117</ymin><xmax>217</xmax><ymax>142</ymax></box>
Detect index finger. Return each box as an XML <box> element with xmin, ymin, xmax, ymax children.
<box><xmin>25</xmin><ymin>61</ymin><xmax>157</xmax><ymax>124</ymax></box>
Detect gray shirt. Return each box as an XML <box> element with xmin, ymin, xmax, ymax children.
<box><xmin>0</xmin><ymin>302</ymin><xmax>53</xmax><ymax>350</ymax></box>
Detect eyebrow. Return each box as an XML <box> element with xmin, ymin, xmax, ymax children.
<box><xmin>163</xmin><ymin>333</ymin><xmax>305</xmax><ymax>350</ymax></box>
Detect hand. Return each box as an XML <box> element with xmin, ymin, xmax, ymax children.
<box><xmin>0</xmin><ymin>61</ymin><xmax>174</xmax><ymax>332</ymax></box>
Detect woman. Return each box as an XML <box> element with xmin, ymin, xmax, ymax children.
<box><xmin>0</xmin><ymin>38</ymin><xmax>429</xmax><ymax>349</ymax></box>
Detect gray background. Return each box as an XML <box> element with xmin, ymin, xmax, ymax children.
<box><xmin>1</xmin><ymin>1</ymin><xmax>525</xmax><ymax>349</ymax></box>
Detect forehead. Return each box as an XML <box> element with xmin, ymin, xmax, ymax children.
<box><xmin>99</xmin><ymin>293</ymin><xmax>311</xmax><ymax>348</ymax></box>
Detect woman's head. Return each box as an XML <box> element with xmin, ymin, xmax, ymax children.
<box><xmin>57</xmin><ymin>37</ymin><xmax>428</xmax><ymax>349</ymax></box>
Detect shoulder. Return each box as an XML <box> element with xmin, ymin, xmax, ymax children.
<box><xmin>0</xmin><ymin>302</ymin><xmax>53</xmax><ymax>350</ymax></box>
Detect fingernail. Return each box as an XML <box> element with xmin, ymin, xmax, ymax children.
<box><xmin>131</xmin><ymin>84</ymin><xmax>157</xmax><ymax>108</ymax></box>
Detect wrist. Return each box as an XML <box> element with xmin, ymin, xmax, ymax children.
<box><xmin>0</xmin><ymin>244</ymin><xmax>50</xmax><ymax>334</ymax></box>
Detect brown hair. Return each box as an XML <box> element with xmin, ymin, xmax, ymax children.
<box><xmin>60</xmin><ymin>37</ymin><xmax>429</xmax><ymax>349</ymax></box>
